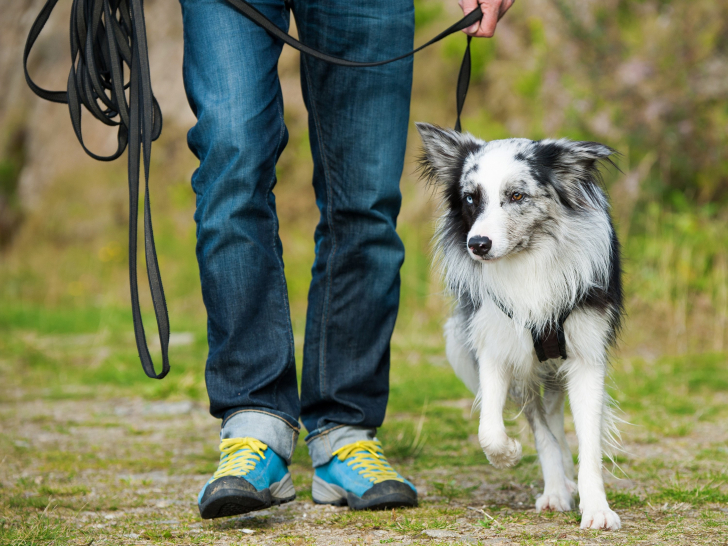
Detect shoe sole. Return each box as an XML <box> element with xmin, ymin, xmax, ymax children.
<box><xmin>199</xmin><ymin>473</ymin><xmax>296</xmax><ymax>519</ymax></box>
<box><xmin>311</xmin><ymin>475</ymin><xmax>417</xmax><ymax>511</ymax></box>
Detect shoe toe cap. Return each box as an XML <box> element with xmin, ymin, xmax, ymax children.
<box><xmin>347</xmin><ymin>479</ymin><xmax>418</xmax><ymax>510</ymax></box>
<box><xmin>199</xmin><ymin>475</ymin><xmax>259</xmax><ymax>504</ymax></box>
<box><xmin>362</xmin><ymin>479</ymin><xmax>417</xmax><ymax>500</ymax></box>
<box><xmin>199</xmin><ymin>476</ymin><xmax>270</xmax><ymax>519</ymax></box>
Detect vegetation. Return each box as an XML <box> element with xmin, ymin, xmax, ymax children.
<box><xmin>1</xmin><ymin>0</ymin><xmax>727</xmax><ymax>543</ymax></box>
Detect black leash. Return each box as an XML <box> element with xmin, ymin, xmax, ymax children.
<box><xmin>25</xmin><ymin>0</ymin><xmax>169</xmax><ymax>379</ymax></box>
<box><xmin>23</xmin><ymin>0</ymin><xmax>480</xmax><ymax>379</ymax></box>
<box><xmin>223</xmin><ymin>0</ymin><xmax>479</xmax><ymax>130</ymax></box>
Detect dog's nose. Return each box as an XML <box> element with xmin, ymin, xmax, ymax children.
<box><xmin>468</xmin><ymin>236</ymin><xmax>492</xmax><ymax>257</ymax></box>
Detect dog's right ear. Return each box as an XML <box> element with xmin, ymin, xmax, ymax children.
<box><xmin>415</xmin><ymin>122</ymin><xmax>482</xmax><ymax>186</ymax></box>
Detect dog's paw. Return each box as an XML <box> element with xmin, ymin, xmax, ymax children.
<box><xmin>565</xmin><ymin>479</ymin><xmax>577</xmax><ymax>495</ymax></box>
<box><xmin>482</xmin><ymin>436</ymin><xmax>522</xmax><ymax>469</ymax></box>
<box><xmin>535</xmin><ymin>487</ymin><xmax>574</xmax><ymax>512</ymax></box>
<box><xmin>580</xmin><ymin>507</ymin><xmax>621</xmax><ymax>530</ymax></box>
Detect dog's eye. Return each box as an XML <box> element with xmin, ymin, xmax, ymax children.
<box><xmin>511</xmin><ymin>192</ymin><xmax>524</xmax><ymax>202</ymax></box>
<box><xmin>465</xmin><ymin>195</ymin><xmax>474</xmax><ymax>205</ymax></box>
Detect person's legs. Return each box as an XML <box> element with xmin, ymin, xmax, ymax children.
<box><xmin>292</xmin><ymin>0</ymin><xmax>415</xmax><ymax>469</ymax></box>
<box><xmin>181</xmin><ymin>0</ymin><xmax>299</xmax><ymax>517</ymax></box>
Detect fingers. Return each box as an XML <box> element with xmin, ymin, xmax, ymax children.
<box><xmin>461</xmin><ymin>0</ymin><xmax>515</xmax><ymax>38</ymax></box>
<box><xmin>474</xmin><ymin>0</ymin><xmax>500</xmax><ymax>37</ymax></box>
<box><xmin>458</xmin><ymin>0</ymin><xmax>482</xmax><ymax>34</ymax></box>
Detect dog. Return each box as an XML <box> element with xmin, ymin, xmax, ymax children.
<box><xmin>416</xmin><ymin>123</ymin><xmax>624</xmax><ymax>530</ymax></box>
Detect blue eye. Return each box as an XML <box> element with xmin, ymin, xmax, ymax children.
<box><xmin>465</xmin><ymin>195</ymin><xmax>474</xmax><ymax>205</ymax></box>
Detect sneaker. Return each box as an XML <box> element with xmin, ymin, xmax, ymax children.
<box><xmin>198</xmin><ymin>437</ymin><xmax>295</xmax><ymax>519</ymax></box>
<box><xmin>312</xmin><ymin>440</ymin><xmax>417</xmax><ymax>510</ymax></box>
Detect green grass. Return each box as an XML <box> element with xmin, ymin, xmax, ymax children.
<box><xmin>2</xmin><ymin>309</ymin><xmax>728</xmax><ymax>541</ymax></box>
<box><xmin>2</xmin><ymin>60</ymin><xmax>728</xmax><ymax>546</ymax></box>
<box><xmin>655</xmin><ymin>482</ymin><xmax>728</xmax><ymax>506</ymax></box>
<box><xmin>0</xmin><ymin>515</ymin><xmax>77</xmax><ymax>546</ymax></box>
<box><xmin>606</xmin><ymin>491</ymin><xmax>645</xmax><ymax>509</ymax></box>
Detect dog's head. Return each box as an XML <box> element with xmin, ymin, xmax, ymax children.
<box><xmin>416</xmin><ymin>123</ymin><xmax>615</xmax><ymax>262</ymax></box>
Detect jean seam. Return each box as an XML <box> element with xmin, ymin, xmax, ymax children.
<box><xmin>267</xmin><ymin>73</ymin><xmax>295</xmax><ymax>411</ymax></box>
<box><xmin>302</xmin><ymin>53</ymin><xmax>336</xmax><ymax>403</ymax></box>
<box><xmin>222</xmin><ymin>409</ymin><xmax>301</xmax><ymax>432</ymax></box>
<box><xmin>305</xmin><ymin>423</ymin><xmax>347</xmax><ymax>444</ymax></box>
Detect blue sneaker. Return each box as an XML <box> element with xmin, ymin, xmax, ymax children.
<box><xmin>198</xmin><ymin>438</ymin><xmax>295</xmax><ymax>519</ymax></box>
<box><xmin>312</xmin><ymin>440</ymin><xmax>417</xmax><ymax>510</ymax></box>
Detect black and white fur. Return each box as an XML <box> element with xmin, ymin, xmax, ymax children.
<box><xmin>416</xmin><ymin>123</ymin><xmax>624</xmax><ymax>530</ymax></box>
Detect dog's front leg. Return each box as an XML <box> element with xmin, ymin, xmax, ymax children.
<box><xmin>566</xmin><ymin>361</ymin><xmax>621</xmax><ymax>530</ymax></box>
<box><xmin>478</xmin><ymin>359</ymin><xmax>521</xmax><ymax>468</ymax></box>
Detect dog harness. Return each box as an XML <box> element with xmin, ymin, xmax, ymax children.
<box><xmin>24</xmin><ymin>0</ymin><xmax>481</xmax><ymax>379</ymax></box>
<box><xmin>491</xmin><ymin>298</ymin><xmax>571</xmax><ymax>362</ymax></box>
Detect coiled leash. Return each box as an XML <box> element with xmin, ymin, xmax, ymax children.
<box><xmin>23</xmin><ymin>0</ymin><xmax>481</xmax><ymax>379</ymax></box>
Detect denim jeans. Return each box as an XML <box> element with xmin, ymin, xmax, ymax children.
<box><xmin>180</xmin><ymin>0</ymin><xmax>414</xmax><ymax>464</ymax></box>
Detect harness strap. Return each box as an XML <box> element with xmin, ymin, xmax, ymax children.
<box><xmin>530</xmin><ymin>314</ymin><xmax>569</xmax><ymax>362</ymax></box>
<box><xmin>23</xmin><ymin>0</ymin><xmax>479</xmax><ymax>380</ymax></box>
<box><xmin>490</xmin><ymin>297</ymin><xmax>570</xmax><ymax>362</ymax></box>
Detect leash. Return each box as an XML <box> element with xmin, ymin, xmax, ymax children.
<box><xmin>25</xmin><ymin>0</ymin><xmax>169</xmax><ymax>379</ymax></box>
<box><xmin>24</xmin><ymin>0</ymin><xmax>481</xmax><ymax>379</ymax></box>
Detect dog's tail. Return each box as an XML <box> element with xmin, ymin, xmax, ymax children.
<box><xmin>444</xmin><ymin>316</ymin><xmax>479</xmax><ymax>395</ymax></box>
<box><xmin>602</xmin><ymin>391</ymin><xmax>628</xmax><ymax>476</ymax></box>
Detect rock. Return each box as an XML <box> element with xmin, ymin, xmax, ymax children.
<box><xmin>144</xmin><ymin>401</ymin><xmax>193</xmax><ymax>415</ymax></box>
<box><xmin>422</xmin><ymin>529</ymin><xmax>459</xmax><ymax>538</ymax></box>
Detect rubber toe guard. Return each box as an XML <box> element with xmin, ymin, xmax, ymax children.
<box><xmin>198</xmin><ymin>476</ymin><xmax>271</xmax><ymax>519</ymax></box>
<box><xmin>348</xmin><ymin>480</ymin><xmax>418</xmax><ymax>510</ymax></box>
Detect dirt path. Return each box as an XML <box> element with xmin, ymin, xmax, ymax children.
<box><xmin>2</xmin><ymin>394</ymin><xmax>728</xmax><ymax>545</ymax></box>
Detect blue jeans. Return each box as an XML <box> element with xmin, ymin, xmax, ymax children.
<box><xmin>180</xmin><ymin>0</ymin><xmax>414</xmax><ymax>464</ymax></box>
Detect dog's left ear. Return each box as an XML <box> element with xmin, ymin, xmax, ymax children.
<box><xmin>530</xmin><ymin>139</ymin><xmax>617</xmax><ymax>210</ymax></box>
<box><xmin>415</xmin><ymin>122</ymin><xmax>483</xmax><ymax>186</ymax></box>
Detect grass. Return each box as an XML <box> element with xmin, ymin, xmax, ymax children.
<box><xmin>2</xmin><ymin>7</ymin><xmax>728</xmax><ymax>543</ymax></box>
<box><xmin>2</xmin><ymin>203</ymin><xmax>728</xmax><ymax>543</ymax></box>
<box><xmin>1</xmin><ymin>298</ymin><xmax>727</xmax><ymax>543</ymax></box>
<box><xmin>2</xmin><ymin>205</ymin><xmax>728</xmax><ymax>545</ymax></box>
<box><xmin>0</xmin><ymin>515</ymin><xmax>77</xmax><ymax>546</ymax></box>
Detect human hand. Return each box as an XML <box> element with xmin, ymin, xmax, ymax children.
<box><xmin>459</xmin><ymin>0</ymin><xmax>515</xmax><ymax>37</ymax></box>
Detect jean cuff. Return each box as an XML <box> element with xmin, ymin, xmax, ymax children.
<box><xmin>221</xmin><ymin>410</ymin><xmax>300</xmax><ymax>465</ymax></box>
<box><xmin>305</xmin><ymin>425</ymin><xmax>377</xmax><ymax>468</ymax></box>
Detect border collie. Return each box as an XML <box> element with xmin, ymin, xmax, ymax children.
<box><xmin>416</xmin><ymin>123</ymin><xmax>624</xmax><ymax>530</ymax></box>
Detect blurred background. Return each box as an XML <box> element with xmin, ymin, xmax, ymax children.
<box><xmin>2</xmin><ymin>0</ymin><xmax>728</xmax><ymax>398</ymax></box>
<box><xmin>3</xmin><ymin>1</ymin><xmax>728</xmax><ymax>541</ymax></box>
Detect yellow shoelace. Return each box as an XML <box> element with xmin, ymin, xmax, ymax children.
<box><xmin>332</xmin><ymin>440</ymin><xmax>403</xmax><ymax>484</ymax></box>
<box><xmin>211</xmin><ymin>437</ymin><xmax>268</xmax><ymax>482</ymax></box>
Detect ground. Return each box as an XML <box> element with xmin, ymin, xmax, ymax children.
<box><xmin>4</xmin><ymin>1</ymin><xmax>728</xmax><ymax>542</ymax></box>
<box><xmin>2</xmin><ymin>324</ymin><xmax>728</xmax><ymax>545</ymax></box>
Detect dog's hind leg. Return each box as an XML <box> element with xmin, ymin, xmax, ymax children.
<box><xmin>444</xmin><ymin>314</ymin><xmax>479</xmax><ymax>395</ymax></box>
<box><xmin>523</xmin><ymin>391</ymin><xmax>575</xmax><ymax>512</ymax></box>
<box><xmin>543</xmin><ymin>385</ymin><xmax>577</xmax><ymax>490</ymax></box>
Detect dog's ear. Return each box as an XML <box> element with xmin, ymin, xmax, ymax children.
<box><xmin>530</xmin><ymin>139</ymin><xmax>617</xmax><ymax>210</ymax></box>
<box><xmin>415</xmin><ymin>122</ymin><xmax>482</xmax><ymax>186</ymax></box>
